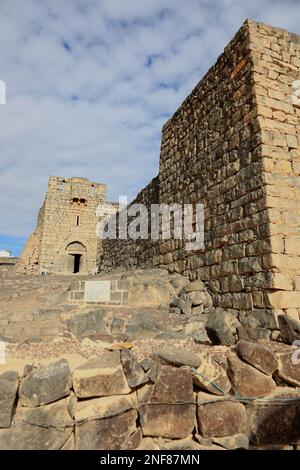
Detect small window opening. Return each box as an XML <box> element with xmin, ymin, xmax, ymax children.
<box><xmin>73</xmin><ymin>254</ymin><xmax>81</xmax><ymax>273</ymax></box>
<box><xmin>76</xmin><ymin>216</ymin><xmax>80</xmax><ymax>226</ymax></box>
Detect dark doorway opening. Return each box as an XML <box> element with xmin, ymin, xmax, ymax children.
<box><xmin>73</xmin><ymin>254</ymin><xmax>81</xmax><ymax>273</ymax></box>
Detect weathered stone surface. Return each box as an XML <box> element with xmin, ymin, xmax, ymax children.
<box><xmin>67</xmin><ymin>310</ymin><xmax>107</xmax><ymax>337</ymax></box>
<box><xmin>154</xmin><ymin>345</ymin><xmax>201</xmax><ymax>368</ymax></box>
<box><xmin>121</xmin><ymin>350</ymin><xmax>148</xmax><ymax>388</ymax></box>
<box><xmin>186</xmin><ymin>291</ymin><xmax>212</xmax><ymax>306</ymax></box>
<box><xmin>73</xmin><ymin>351</ymin><xmax>130</xmax><ymax>398</ymax></box>
<box><xmin>140</xmin><ymin>366</ymin><xmax>195</xmax><ymax>438</ymax></box>
<box><xmin>193</xmin><ymin>357</ymin><xmax>231</xmax><ymax>396</ymax></box>
<box><xmin>246</xmin><ymin>388</ymin><xmax>300</xmax><ymax>445</ymax></box>
<box><xmin>0</xmin><ymin>399</ymin><xmax>73</xmax><ymax>450</ymax></box>
<box><xmin>277</xmin><ymin>352</ymin><xmax>300</xmax><ymax>387</ymax></box>
<box><xmin>184</xmin><ymin>321</ymin><xmax>210</xmax><ymax>343</ymax></box>
<box><xmin>136</xmin><ymin>437</ymin><xmax>161</xmax><ymax>450</ymax></box>
<box><xmin>160</xmin><ymin>436</ymin><xmax>207</xmax><ymax>450</ymax></box>
<box><xmin>206</xmin><ymin>310</ymin><xmax>236</xmax><ymax>346</ymax></box>
<box><xmin>212</xmin><ymin>434</ymin><xmax>249</xmax><ymax>450</ymax></box>
<box><xmin>110</xmin><ymin>317</ymin><xmax>125</xmax><ymax>335</ymax></box>
<box><xmin>236</xmin><ymin>340</ymin><xmax>278</xmax><ymax>375</ymax></box>
<box><xmin>76</xmin><ymin>407</ymin><xmax>137</xmax><ymax>450</ymax></box>
<box><xmin>227</xmin><ymin>354</ymin><xmax>277</xmax><ymax>398</ymax></box>
<box><xmin>197</xmin><ymin>393</ymin><xmax>248</xmax><ymax>437</ymax></box>
<box><xmin>126</xmin><ymin>312</ymin><xmax>164</xmax><ymax>339</ymax></box>
<box><xmin>181</xmin><ymin>280</ymin><xmax>206</xmax><ymax>293</ymax></box>
<box><xmin>0</xmin><ymin>371</ymin><xmax>18</xmax><ymax>428</ymax></box>
<box><xmin>278</xmin><ymin>314</ymin><xmax>300</xmax><ymax>344</ymax></box>
<box><xmin>75</xmin><ymin>394</ymin><xmax>134</xmax><ymax>422</ymax></box>
<box><xmin>19</xmin><ymin>359</ymin><xmax>72</xmax><ymax>407</ymax></box>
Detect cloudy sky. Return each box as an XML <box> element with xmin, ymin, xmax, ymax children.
<box><xmin>0</xmin><ymin>0</ymin><xmax>299</xmax><ymax>255</ymax></box>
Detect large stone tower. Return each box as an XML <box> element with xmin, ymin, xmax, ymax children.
<box><xmin>17</xmin><ymin>176</ymin><xmax>107</xmax><ymax>275</ymax></box>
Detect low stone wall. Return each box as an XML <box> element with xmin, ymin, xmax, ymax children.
<box><xmin>1</xmin><ymin>341</ymin><xmax>300</xmax><ymax>450</ymax></box>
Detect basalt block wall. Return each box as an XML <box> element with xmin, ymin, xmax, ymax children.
<box><xmin>17</xmin><ymin>176</ymin><xmax>107</xmax><ymax>275</ymax></box>
<box><xmin>101</xmin><ymin>20</ymin><xmax>300</xmax><ymax>315</ymax></box>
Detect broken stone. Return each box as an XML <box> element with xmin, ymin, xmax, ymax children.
<box><xmin>67</xmin><ymin>309</ymin><xmax>107</xmax><ymax>337</ymax></box>
<box><xmin>160</xmin><ymin>437</ymin><xmax>206</xmax><ymax>450</ymax></box>
<box><xmin>206</xmin><ymin>310</ymin><xmax>236</xmax><ymax>346</ymax></box>
<box><xmin>121</xmin><ymin>350</ymin><xmax>149</xmax><ymax>388</ymax></box>
<box><xmin>227</xmin><ymin>354</ymin><xmax>277</xmax><ymax>398</ymax></box>
<box><xmin>246</xmin><ymin>388</ymin><xmax>300</xmax><ymax>445</ymax></box>
<box><xmin>178</xmin><ymin>297</ymin><xmax>192</xmax><ymax>315</ymax></box>
<box><xmin>197</xmin><ymin>392</ymin><xmax>248</xmax><ymax>437</ymax></box>
<box><xmin>154</xmin><ymin>345</ymin><xmax>201</xmax><ymax>368</ymax></box>
<box><xmin>0</xmin><ymin>371</ymin><xmax>19</xmax><ymax>427</ymax></box>
<box><xmin>125</xmin><ymin>312</ymin><xmax>163</xmax><ymax>339</ymax></box>
<box><xmin>76</xmin><ymin>401</ymin><xmax>137</xmax><ymax>450</ymax></box>
<box><xmin>193</xmin><ymin>357</ymin><xmax>231</xmax><ymax>396</ymax></box>
<box><xmin>236</xmin><ymin>340</ymin><xmax>278</xmax><ymax>375</ymax></box>
<box><xmin>278</xmin><ymin>314</ymin><xmax>300</xmax><ymax>344</ymax></box>
<box><xmin>110</xmin><ymin>317</ymin><xmax>125</xmax><ymax>335</ymax></box>
<box><xmin>186</xmin><ymin>291</ymin><xmax>212</xmax><ymax>306</ymax></box>
<box><xmin>140</xmin><ymin>366</ymin><xmax>195</xmax><ymax>439</ymax></box>
<box><xmin>277</xmin><ymin>352</ymin><xmax>300</xmax><ymax>387</ymax></box>
<box><xmin>212</xmin><ymin>433</ymin><xmax>249</xmax><ymax>450</ymax></box>
<box><xmin>73</xmin><ymin>351</ymin><xmax>131</xmax><ymax>398</ymax></box>
<box><xmin>0</xmin><ymin>399</ymin><xmax>73</xmax><ymax>450</ymax></box>
<box><xmin>19</xmin><ymin>358</ymin><xmax>72</xmax><ymax>407</ymax></box>
<box><xmin>136</xmin><ymin>437</ymin><xmax>161</xmax><ymax>450</ymax></box>
<box><xmin>140</xmin><ymin>357</ymin><xmax>153</xmax><ymax>372</ymax></box>
<box><xmin>181</xmin><ymin>280</ymin><xmax>206</xmax><ymax>293</ymax></box>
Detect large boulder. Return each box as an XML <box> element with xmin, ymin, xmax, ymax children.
<box><xmin>67</xmin><ymin>310</ymin><xmax>107</xmax><ymax>337</ymax></box>
<box><xmin>75</xmin><ymin>395</ymin><xmax>137</xmax><ymax>450</ymax></box>
<box><xmin>73</xmin><ymin>351</ymin><xmax>130</xmax><ymax>398</ymax></box>
<box><xmin>0</xmin><ymin>399</ymin><xmax>73</xmax><ymax>450</ymax></box>
<box><xmin>246</xmin><ymin>388</ymin><xmax>300</xmax><ymax>445</ymax></box>
<box><xmin>193</xmin><ymin>356</ymin><xmax>231</xmax><ymax>396</ymax></box>
<box><xmin>278</xmin><ymin>315</ymin><xmax>300</xmax><ymax>344</ymax></box>
<box><xmin>227</xmin><ymin>354</ymin><xmax>277</xmax><ymax>398</ymax></box>
<box><xmin>206</xmin><ymin>310</ymin><xmax>236</xmax><ymax>346</ymax></box>
<box><xmin>236</xmin><ymin>340</ymin><xmax>278</xmax><ymax>375</ymax></box>
<box><xmin>0</xmin><ymin>371</ymin><xmax>19</xmax><ymax>427</ymax></box>
<box><xmin>139</xmin><ymin>366</ymin><xmax>195</xmax><ymax>439</ymax></box>
<box><xmin>120</xmin><ymin>350</ymin><xmax>148</xmax><ymax>388</ymax></box>
<box><xmin>125</xmin><ymin>312</ymin><xmax>164</xmax><ymax>339</ymax></box>
<box><xmin>197</xmin><ymin>393</ymin><xmax>248</xmax><ymax>437</ymax></box>
<box><xmin>154</xmin><ymin>345</ymin><xmax>201</xmax><ymax>368</ymax></box>
<box><xmin>19</xmin><ymin>359</ymin><xmax>72</xmax><ymax>407</ymax></box>
<box><xmin>277</xmin><ymin>352</ymin><xmax>300</xmax><ymax>387</ymax></box>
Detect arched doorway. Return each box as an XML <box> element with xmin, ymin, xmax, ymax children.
<box><xmin>65</xmin><ymin>241</ymin><xmax>87</xmax><ymax>274</ymax></box>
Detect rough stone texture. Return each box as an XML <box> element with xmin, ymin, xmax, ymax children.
<box><xmin>277</xmin><ymin>352</ymin><xmax>300</xmax><ymax>387</ymax></box>
<box><xmin>67</xmin><ymin>310</ymin><xmax>107</xmax><ymax>337</ymax></box>
<box><xmin>72</xmin><ymin>351</ymin><xmax>130</xmax><ymax>398</ymax></box>
<box><xmin>193</xmin><ymin>357</ymin><xmax>231</xmax><ymax>396</ymax></box>
<box><xmin>120</xmin><ymin>350</ymin><xmax>149</xmax><ymax>388</ymax></box>
<box><xmin>0</xmin><ymin>399</ymin><xmax>73</xmax><ymax>450</ymax></box>
<box><xmin>246</xmin><ymin>388</ymin><xmax>300</xmax><ymax>445</ymax></box>
<box><xmin>197</xmin><ymin>393</ymin><xmax>248</xmax><ymax>437</ymax></box>
<box><xmin>139</xmin><ymin>366</ymin><xmax>195</xmax><ymax>439</ymax></box>
<box><xmin>227</xmin><ymin>355</ymin><xmax>277</xmax><ymax>398</ymax></box>
<box><xmin>236</xmin><ymin>340</ymin><xmax>278</xmax><ymax>375</ymax></box>
<box><xmin>125</xmin><ymin>312</ymin><xmax>165</xmax><ymax>339</ymax></box>
<box><xmin>212</xmin><ymin>434</ymin><xmax>249</xmax><ymax>450</ymax></box>
<box><xmin>76</xmin><ymin>408</ymin><xmax>138</xmax><ymax>450</ymax></box>
<box><xmin>17</xmin><ymin>176</ymin><xmax>107</xmax><ymax>275</ymax></box>
<box><xmin>0</xmin><ymin>371</ymin><xmax>19</xmax><ymax>428</ymax></box>
<box><xmin>206</xmin><ymin>310</ymin><xmax>236</xmax><ymax>346</ymax></box>
<box><xmin>278</xmin><ymin>315</ymin><xmax>300</xmax><ymax>344</ymax></box>
<box><xmin>19</xmin><ymin>359</ymin><xmax>72</xmax><ymax>407</ymax></box>
<box><xmin>154</xmin><ymin>345</ymin><xmax>201</xmax><ymax>368</ymax></box>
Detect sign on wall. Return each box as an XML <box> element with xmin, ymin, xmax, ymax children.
<box><xmin>84</xmin><ymin>280</ymin><xmax>111</xmax><ymax>302</ymax></box>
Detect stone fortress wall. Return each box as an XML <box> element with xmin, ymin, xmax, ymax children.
<box><xmin>101</xmin><ymin>19</ymin><xmax>300</xmax><ymax>316</ymax></box>
<box><xmin>17</xmin><ymin>176</ymin><xmax>107</xmax><ymax>275</ymax></box>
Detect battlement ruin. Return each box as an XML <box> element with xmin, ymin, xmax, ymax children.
<box><xmin>18</xmin><ymin>20</ymin><xmax>300</xmax><ymax>316</ymax></box>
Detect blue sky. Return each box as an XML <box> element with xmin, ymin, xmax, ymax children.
<box><xmin>0</xmin><ymin>0</ymin><xmax>299</xmax><ymax>256</ymax></box>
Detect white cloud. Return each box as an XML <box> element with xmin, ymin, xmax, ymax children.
<box><xmin>0</xmin><ymin>0</ymin><xmax>299</xmax><ymax>250</ymax></box>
